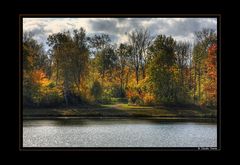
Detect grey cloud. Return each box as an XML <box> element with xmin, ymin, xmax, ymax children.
<box><xmin>23</xmin><ymin>18</ymin><xmax>217</xmax><ymax>51</ymax></box>
<box><xmin>89</xmin><ymin>18</ymin><xmax>216</xmax><ymax>44</ymax></box>
<box><xmin>108</xmin><ymin>34</ymin><xmax>119</xmax><ymax>43</ymax></box>
<box><xmin>125</xmin><ymin>18</ymin><xmax>152</xmax><ymax>31</ymax></box>
<box><xmin>147</xmin><ymin>18</ymin><xmax>216</xmax><ymax>42</ymax></box>
<box><xmin>115</xmin><ymin>18</ymin><xmax>128</xmax><ymax>23</ymax></box>
<box><xmin>23</xmin><ymin>22</ymin><xmax>52</xmax><ymax>50</ymax></box>
<box><xmin>165</xmin><ymin>19</ymin><xmax>202</xmax><ymax>36</ymax></box>
<box><xmin>148</xmin><ymin>20</ymin><xmax>170</xmax><ymax>34</ymax></box>
<box><xmin>172</xmin><ymin>18</ymin><xmax>215</xmax><ymax>35</ymax></box>
<box><xmin>90</xmin><ymin>19</ymin><xmax>118</xmax><ymax>33</ymax></box>
<box><xmin>90</xmin><ymin>18</ymin><xmax>153</xmax><ymax>35</ymax></box>
<box><xmin>89</xmin><ymin>19</ymin><xmax>126</xmax><ymax>43</ymax></box>
<box><xmin>24</xmin><ymin>21</ymin><xmax>52</xmax><ymax>36</ymax></box>
<box><xmin>31</xmin><ymin>27</ymin><xmax>45</xmax><ymax>36</ymax></box>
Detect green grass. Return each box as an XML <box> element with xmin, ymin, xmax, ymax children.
<box><xmin>118</xmin><ymin>104</ymin><xmax>153</xmax><ymax>109</ymax></box>
<box><xmin>23</xmin><ymin>103</ymin><xmax>217</xmax><ymax>119</ymax></box>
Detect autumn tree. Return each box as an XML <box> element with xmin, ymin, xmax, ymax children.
<box><xmin>47</xmin><ymin>28</ymin><xmax>89</xmax><ymax>105</ymax></box>
<box><xmin>23</xmin><ymin>32</ymin><xmax>50</xmax><ymax>106</ymax></box>
<box><xmin>23</xmin><ymin>27</ymin><xmax>217</xmax><ymax>108</ymax></box>
<box><xmin>192</xmin><ymin>28</ymin><xmax>217</xmax><ymax>104</ymax></box>
<box><xmin>148</xmin><ymin>35</ymin><xmax>177</xmax><ymax>104</ymax></box>
<box><xmin>72</xmin><ymin>28</ymin><xmax>89</xmax><ymax>94</ymax></box>
<box><xmin>115</xmin><ymin>43</ymin><xmax>131</xmax><ymax>97</ymax></box>
<box><xmin>128</xmin><ymin>28</ymin><xmax>153</xmax><ymax>84</ymax></box>
<box><xmin>203</xmin><ymin>43</ymin><xmax>217</xmax><ymax>106</ymax></box>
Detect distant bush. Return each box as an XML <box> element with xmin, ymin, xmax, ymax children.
<box><xmin>114</xmin><ymin>98</ymin><xmax>128</xmax><ymax>103</ymax></box>
<box><xmin>110</xmin><ymin>85</ymin><xmax>126</xmax><ymax>98</ymax></box>
<box><xmin>90</xmin><ymin>80</ymin><xmax>102</xmax><ymax>101</ymax></box>
<box><xmin>127</xmin><ymin>91</ymin><xmax>143</xmax><ymax>105</ymax></box>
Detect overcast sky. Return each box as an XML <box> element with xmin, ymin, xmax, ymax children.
<box><xmin>23</xmin><ymin>18</ymin><xmax>217</xmax><ymax>50</ymax></box>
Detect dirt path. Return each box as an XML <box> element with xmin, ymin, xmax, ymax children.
<box><xmin>108</xmin><ymin>103</ymin><xmax>123</xmax><ymax>110</ymax></box>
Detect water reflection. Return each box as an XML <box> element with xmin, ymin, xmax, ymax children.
<box><xmin>23</xmin><ymin>119</ymin><xmax>217</xmax><ymax>147</ymax></box>
<box><xmin>23</xmin><ymin>118</ymin><xmax>216</xmax><ymax>127</ymax></box>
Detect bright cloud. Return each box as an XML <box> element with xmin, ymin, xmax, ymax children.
<box><xmin>23</xmin><ymin>17</ymin><xmax>217</xmax><ymax>50</ymax></box>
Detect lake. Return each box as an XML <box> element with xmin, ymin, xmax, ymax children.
<box><xmin>23</xmin><ymin>118</ymin><xmax>217</xmax><ymax>148</ymax></box>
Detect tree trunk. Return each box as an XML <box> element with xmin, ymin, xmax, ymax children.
<box><xmin>63</xmin><ymin>84</ymin><xmax>68</xmax><ymax>106</ymax></box>
<box><xmin>194</xmin><ymin>63</ymin><xmax>196</xmax><ymax>103</ymax></box>
<box><xmin>142</xmin><ymin>65</ymin><xmax>145</xmax><ymax>79</ymax></box>
<box><xmin>56</xmin><ymin>60</ymin><xmax>59</xmax><ymax>85</ymax></box>
<box><xmin>198</xmin><ymin>67</ymin><xmax>201</xmax><ymax>102</ymax></box>
<box><xmin>125</xmin><ymin>68</ymin><xmax>130</xmax><ymax>88</ymax></box>
<box><xmin>120</xmin><ymin>77</ymin><xmax>123</xmax><ymax>97</ymax></box>
<box><xmin>135</xmin><ymin>67</ymin><xmax>139</xmax><ymax>84</ymax></box>
<box><xmin>189</xmin><ymin>52</ymin><xmax>192</xmax><ymax>90</ymax></box>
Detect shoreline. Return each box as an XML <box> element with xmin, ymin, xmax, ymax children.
<box><xmin>23</xmin><ymin>116</ymin><xmax>217</xmax><ymax>122</ymax></box>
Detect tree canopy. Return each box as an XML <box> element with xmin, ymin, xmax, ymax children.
<box><xmin>23</xmin><ymin>27</ymin><xmax>217</xmax><ymax>108</ymax></box>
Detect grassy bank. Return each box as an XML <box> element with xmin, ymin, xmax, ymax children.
<box><xmin>23</xmin><ymin>103</ymin><xmax>217</xmax><ymax>121</ymax></box>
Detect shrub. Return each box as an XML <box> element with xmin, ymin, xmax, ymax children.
<box><xmin>127</xmin><ymin>90</ymin><xmax>143</xmax><ymax>105</ymax></box>
<box><xmin>90</xmin><ymin>80</ymin><xmax>102</xmax><ymax>100</ymax></box>
<box><xmin>142</xmin><ymin>93</ymin><xmax>155</xmax><ymax>105</ymax></box>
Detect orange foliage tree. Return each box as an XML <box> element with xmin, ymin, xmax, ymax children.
<box><xmin>203</xmin><ymin>43</ymin><xmax>217</xmax><ymax>106</ymax></box>
<box><xmin>31</xmin><ymin>69</ymin><xmax>62</xmax><ymax>106</ymax></box>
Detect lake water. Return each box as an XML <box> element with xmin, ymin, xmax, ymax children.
<box><xmin>23</xmin><ymin>119</ymin><xmax>217</xmax><ymax>148</ymax></box>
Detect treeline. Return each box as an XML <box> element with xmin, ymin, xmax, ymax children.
<box><xmin>23</xmin><ymin>28</ymin><xmax>217</xmax><ymax>108</ymax></box>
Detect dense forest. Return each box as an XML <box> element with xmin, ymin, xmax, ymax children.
<box><xmin>22</xmin><ymin>27</ymin><xmax>217</xmax><ymax>108</ymax></box>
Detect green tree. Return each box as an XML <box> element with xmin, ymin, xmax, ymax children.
<box><xmin>94</xmin><ymin>45</ymin><xmax>117</xmax><ymax>84</ymax></box>
<box><xmin>175</xmin><ymin>41</ymin><xmax>191</xmax><ymax>103</ymax></box>
<box><xmin>47</xmin><ymin>28</ymin><xmax>89</xmax><ymax>105</ymax></box>
<box><xmin>90</xmin><ymin>80</ymin><xmax>102</xmax><ymax>101</ymax></box>
<box><xmin>88</xmin><ymin>34</ymin><xmax>111</xmax><ymax>53</ymax></box>
<box><xmin>148</xmin><ymin>35</ymin><xmax>176</xmax><ymax>104</ymax></box>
